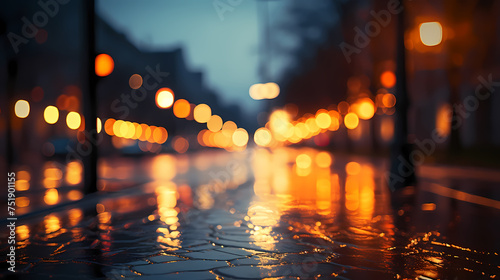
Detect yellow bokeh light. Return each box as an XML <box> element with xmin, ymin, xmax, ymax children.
<box><xmin>269</xmin><ymin>110</ymin><xmax>291</xmax><ymax>136</ymax></box>
<box><xmin>254</xmin><ymin>127</ymin><xmax>272</xmax><ymax>147</ymax></box>
<box><xmin>207</xmin><ymin>115</ymin><xmax>223</xmax><ymax>132</ymax></box>
<box><xmin>95</xmin><ymin>54</ymin><xmax>114</xmax><ymax>77</ymax></box>
<box><xmin>173</xmin><ymin>99</ymin><xmax>190</xmax><ymax>118</ymax></box>
<box><xmin>44</xmin><ymin>105</ymin><xmax>59</xmax><ymax>124</ymax></box>
<box><xmin>249</xmin><ymin>82</ymin><xmax>280</xmax><ymax>100</ymax></box>
<box><xmin>120</xmin><ymin>121</ymin><xmax>129</xmax><ymax>137</ymax></box>
<box><xmin>315</xmin><ymin>152</ymin><xmax>332</xmax><ymax>168</ymax></box>
<box><xmin>420</xmin><ymin>22</ymin><xmax>443</xmax><ymax>46</ymax></box>
<box><xmin>15</xmin><ymin>100</ymin><xmax>30</xmax><ymax>118</ymax></box>
<box><xmin>156</xmin><ymin>88</ymin><xmax>174</xmax><ymax>109</ymax></box>
<box><xmin>232</xmin><ymin>128</ymin><xmax>249</xmax><ymax>147</ymax></box>
<box><xmin>113</xmin><ymin>120</ymin><xmax>124</xmax><ymax>137</ymax></box>
<box><xmin>265</xmin><ymin>82</ymin><xmax>280</xmax><ymax>99</ymax></box>
<box><xmin>44</xmin><ymin>189</ymin><xmax>59</xmax><ymax>205</ymax></box>
<box><xmin>356</xmin><ymin>98</ymin><xmax>375</xmax><ymax>120</ymax></box>
<box><xmin>132</xmin><ymin>123</ymin><xmax>141</xmax><ymax>139</ymax></box>
<box><xmin>96</xmin><ymin>117</ymin><xmax>102</xmax><ymax>133</ymax></box>
<box><xmin>249</xmin><ymin>83</ymin><xmax>263</xmax><ymax>100</ymax></box>
<box><xmin>344</xmin><ymin>113</ymin><xmax>359</xmax><ymax>129</ymax></box>
<box><xmin>296</xmin><ymin>154</ymin><xmax>312</xmax><ymax>169</ymax></box>
<box><xmin>66</xmin><ymin>112</ymin><xmax>81</xmax><ymax>130</ymax></box>
<box><xmin>315</xmin><ymin>112</ymin><xmax>331</xmax><ymax>129</ymax></box>
<box><xmin>125</xmin><ymin>122</ymin><xmax>136</xmax><ymax>138</ymax></box>
<box><xmin>222</xmin><ymin>121</ymin><xmax>237</xmax><ymax>132</ymax></box>
<box><xmin>193</xmin><ymin>104</ymin><xmax>212</xmax><ymax>123</ymax></box>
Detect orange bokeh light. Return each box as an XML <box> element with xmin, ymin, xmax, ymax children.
<box><xmin>344</xmin><ymin>113</ymin><xmax>359</xmax><ymax>129</ymax></box>
<box><xmin>95</xmin><ymin>54</ymin><xmax>114</xmax><ymax>77</ymax></box>
<box><xmin>380</xmin><ymin>71</ymin><xmax>396</xmax><ymax>88</ymax></box>
<box><xmin>173</xmin><ymin>99</ymin><xmax>190</xmax><ymax>118</ymax></box>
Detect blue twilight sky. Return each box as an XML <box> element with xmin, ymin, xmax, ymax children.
<box><xmin>97</xmin><ymin>0</ymin><xmax>284</xmax><ymax>115</ymax></box>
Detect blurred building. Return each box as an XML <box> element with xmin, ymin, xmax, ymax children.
<box><xmin>273</xmin><ymin>0</ymin><xmax>500</xmax><ymax>156</ymax></box>
<box><xmin>0</xmin><ymin>0</ymin><xmax>243</xmax><ymax>164</ymax></box>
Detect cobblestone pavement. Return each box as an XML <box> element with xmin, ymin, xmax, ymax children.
<box><xmin>1</xmin><ymin>148</ymin><xmax>500</xmax><ymax>279</ymax></box>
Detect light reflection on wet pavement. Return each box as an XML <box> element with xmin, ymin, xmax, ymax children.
<box><xmin>1</xmin><ymin>148</ymin><xmax>500</xmax><ymax>279</ymax></box>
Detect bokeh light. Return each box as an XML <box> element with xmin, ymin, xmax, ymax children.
<box><xmin>173</xmin><ymin>99</ymin><xmax>190</xmax><ymax>118</ymax></box>
<box><xmin>15</xmin><ymin>100</ymin><xmax>30</xmax><ymax>118</ymax></box>
<box><xmin>95</xmin><ymin>54</ymin><xmax>114</xmax><ymax>77</ymax></box>
<box><xmin>315</xmin><ymin>111</ymin><xmax>331</xmax><ymax>129</ymax></box>
<box><xmin>44</xmin><ymin>105</ymin><xmax>59</xmax><ymax>124</ymax></box>
<box><xmin>172</xmin><ymin>136</ymin><xmax>189</xmax><ymax>153</ymax></box>
<box><xmin>296</xmin><ymin>154</ymin><xmax>312</xmax><ymax>169</ymax></box>
<box><xmin>194</xmin><ymin>104</ymin><xmax>212</xmax><ymax>123</ymax></box>
<box><xmin>344</xmin><ymin>113</ymin><xmax>359</xmax><ymax>129</ymax></box>
<box><xmin>207</xmin><ymin>115</ymin><xmax>223</xmax><ymax>132</ymax></box>
<box><xmin>129</xmin><ymin>74</ymin><xmax>143</xmax><ymax>89</ymax></box>
<box><xmin>249</xmin><ymin>82</ymin><xmax>280</xmax><ymax>100</ymax></box>
<box><xmin>153</xmin><ymin>127</ymin><xmax>168</xmax><ymax>144</ymax></box>
<box><xmin>345</xmin><ymin>162</ymin><xmax>361</xmax><ymax>175</ymax></box>
<box><xmin>66</xmin><ymin>112</ymin><xmax>81</xmax><ymax>130</ymax></box>
<box><xmin>232</xmin><ymin>128</ymin><xmax>249</xmax><ymax>147</ymax></box>
<box><xmin>355</xmin><ymin>98</ymin><xmax>375</xmax><ymax>120</ymax></box>
<box><xmin>382</xmin><ymin>93</ymin><xmax>396</xmax><ymax>108</ymax></box>
<box><xmin>315</xmin><ymin>152</ymin><xmax>332</xmax><ymax>168</ymax></box>
<box><xmin>97</xmin><ymin>117</ymin><xmax>102</xmax><ymax>133</ymax></box>
<box><xmin>419</xmin><ymin>22</ymin><xmax>443</xmax><ymax>46</ymax></box>
<box><xmin>155</xmin><ymin>88</ymin><xmax>174</xmax><ymax>109</ymax></box>
<box><xmin>104</xmin><ymin>118</ymin><xmax>116</xmax><ymax>136</ymax></box>
<box><xmin>380</xmin><ymin>71</ymin><xmax>396</xmax><ymax>88</ymax></box>
<box><xmin>254</xmin><ymin>127</ymin><xmax>272</xmax><ymax>147</ymax></box>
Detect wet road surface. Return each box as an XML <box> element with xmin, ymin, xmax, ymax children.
<box><xmin>1</xmin><ymin>148</ymin><xmax>500</xmax><ymax>279</ymax></box>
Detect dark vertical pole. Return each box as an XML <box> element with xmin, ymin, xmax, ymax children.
<box><xmin>6</xmin><ymin>60</ymin><xmax>17</xmax><ymax>172</ymax></box>
<box><xmin>258</xmin><ymin>0</ymin><xmax>271</xmax><ymax>82</ymax></box>
<box><xmin>389</xmin><ymin>0</ymin><xmax>416</xmax><ymax>191</ymax></box>
<box><xmin>84</xmin><ymin>0</ymin><xmax>98</xmax><ymax>194</ymax></box>
<box><xmin>1</xmin><ymin>19</ymin><xmax>16</xmax><ymax>172</ymax></box>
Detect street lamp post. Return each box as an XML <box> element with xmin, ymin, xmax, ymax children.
<box><xmin>84</xmin><ymin>0</ymin><xmax>98</xmax><ymax>194</ymax></box>
<box><xmin>389</xmin><ymin>0</ymin><xmax>416</xmax><ymax>191</ymax></box>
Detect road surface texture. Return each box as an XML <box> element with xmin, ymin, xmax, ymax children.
<box><xmin>1</xmin><ymin>147</ymin><xmax>499</xmax><ymax>279</ymax></box>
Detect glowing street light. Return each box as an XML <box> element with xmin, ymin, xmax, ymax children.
<box><xmin>419</xmin><ymin>22</ymin><xmax>443</xmax><ymax>47</ymax></box>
